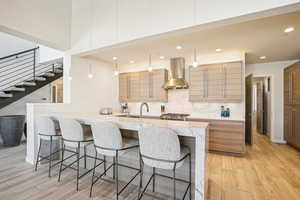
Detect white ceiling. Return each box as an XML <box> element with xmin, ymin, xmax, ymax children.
<box><xmin>86</xmin><ymin>11</ymin><xmax>300</xmax><ymax>65</ymax></box>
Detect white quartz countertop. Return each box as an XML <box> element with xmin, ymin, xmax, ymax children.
<box><xmin>39</xmin><ymin>112</ymin><xmax>209</xmax><ymax>137</ymax></box>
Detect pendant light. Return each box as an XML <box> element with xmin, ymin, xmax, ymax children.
<box><xmin>88</xmin><ymin>64</ymin><xmax>93</xmax><ymax>78</ymax></box>
<box><xmin>192</xmin><ymin>48</ymin><xmax>198</xmax><ymax>68</ymax></box>
<box><xmin>114</xmin><ymin>62</ymin><xmax>119</xmax><ymax>76</ymax></box>
<box><xmin>148</xmin><ymin>54</ymin><xmax>153</xmax><ymax>72</ymax></box>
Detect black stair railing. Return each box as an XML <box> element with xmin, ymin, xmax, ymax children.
<box><xmin>0</xmin><ymin>47</ymin><xmax>63</xmax><ymax>92</ymax></box>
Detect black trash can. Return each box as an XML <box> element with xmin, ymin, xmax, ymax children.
<box><xmin>0</xmin><ymin>115</ymin><xmax>25</xmax><ymax>146</ymax></box>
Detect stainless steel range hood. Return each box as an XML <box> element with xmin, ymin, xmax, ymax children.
<box><xmin>163</xmin><ymin>57</ymin><xmax>189</xmax><ymax>89</ymax></box>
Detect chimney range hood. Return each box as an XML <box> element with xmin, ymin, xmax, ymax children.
<box><xmin>163</xmin><ymin>57</ymin><xmax>189</xmax><ymax>89</ymax></box>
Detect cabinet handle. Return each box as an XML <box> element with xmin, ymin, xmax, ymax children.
<box><xmin>291</xmin><ymin>72</ymin><xmax>294</xmax><ymax>105</ymax></box>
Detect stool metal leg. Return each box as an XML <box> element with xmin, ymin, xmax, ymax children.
<box><xmin>189</xmin><ymin>154</ymin><xmax>192</xmax><ymax>200</ymax></box>
<box><xmin>90</xmin><ymin>151</ymin><xmax>98</xmax><ymax>197</ymax></box>
<box><xmin>84</xmin><ymin>146</ymin><xmax>87</xmax><ymax>169</ymax></box>
<box><xmin>58</xmin><ymin>143</ymin><xmax>65</xmax><ymax>182</ymax></box>
<box><xmin>173</xmin><ymin>164</ymin><xmax>176</xmax><ymax>200</ymax></box>
<box><xmin>152</xmin><ymin>167</ymin><xmax>156</xmax><ymax>192</ymax></box>
<box><xmin>116</xmin><ymin>151</ymin><xmax>119</xmax><ymax>200</ymax></box>
<box><xmin>113</xmin><ymin>157</ymin><xmax>116</xmax><ymax>179</ymax></box>
<box><xmin>138</xmin><ymin>155</ymin><xmax>143</xmax><ymax>199</ymax></box>
<box><xmin>48</xmin><ymin>136</ymin><xmax>53</xmax><ymax>177</ymax></box>
<box><xmin>35</xmin><ymin>137</ymin><xmax>42</xmax><ymax>171</ymax></box>
<box><xmin>103</xmin><ymin>156</ymin><xmax>106</xmax><ymax>176</ymax></box>
<box><xmin>76</xmin><ymin>142</ymin><xmax>80</xmax><ymax>191</ymax></box>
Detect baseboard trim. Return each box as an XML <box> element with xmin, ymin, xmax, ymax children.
<box><xmin>271</xmin><ymin>139</ymin><xmax>287</xmax><ymax>144</ymax></box>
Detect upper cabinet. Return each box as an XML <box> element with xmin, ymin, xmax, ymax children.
<box><xmin>189</xmin><ymin>61</ymin><xmax>243</xmax><ymax>103</ymax></box>
<box><xmin>119</xmin><ymin>69</ymin><xmax>168</xmax><ymax>102</ymax></box>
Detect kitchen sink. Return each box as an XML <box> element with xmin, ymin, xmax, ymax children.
<box><xmin>114</xmin><ymin>114</ymin><xmax>159</xmax><ymax>119</ymax></box>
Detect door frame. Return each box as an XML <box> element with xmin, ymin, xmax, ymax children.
<box><xmin>253</xmin><ymin>74</ymin><xmax>275</xmax><ymax>141</ymax></box>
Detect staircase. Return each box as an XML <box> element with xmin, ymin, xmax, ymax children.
<box><xmin>0</xmin><ymin>47</ymin><xmax>63</xmax><ymax>109</ymax></box>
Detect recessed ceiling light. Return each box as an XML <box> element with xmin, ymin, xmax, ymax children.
<box><xmin>113</xmin><ymin>56</ymin><xmax>118</xmax><ymax>60</ymax></box>
<box><xmin>284</xmin><ymin>27</ymin><xmax>295</xmax><ymax>33</ymax></box>
<box><xmin>68</xmin><ymin>76</ymin><xmax>72</xmax><ymax>81</ymax></box>
<box><xmin>216</xmin><ymin>48</ymin><xmax>222</xmax><ymax>52</ymax></box>
<box><xmin>260</xmin><ymin>56</ymin><xmax>266</xmax><ymax>60</ymax></box>
<box><xmin>176</xmin><ymin>45</ymin><xmax>183</xmax><ymax>50</ymax></box>
<box><xmin>130</xmin><ymin>60</ymin><xmax>135</xmax><ymax>64</ymax></box>
<box><xmin>160</xmin><ymin>56</ymin><xmax>165</xmax><ymax>59</ymax></box>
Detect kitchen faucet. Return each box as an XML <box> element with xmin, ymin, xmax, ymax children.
<box><xmin>140</xmin><ymin>102</ymin><xmax>149</xmax><ymax>117</ymax></box>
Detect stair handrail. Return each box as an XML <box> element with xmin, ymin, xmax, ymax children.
<box><xmin>0</xmin><ymin>46</ymin><xmax>62</xmax><ymax>92</ymax></box>
<box><xmin>0</xmin><ymin>47</ymin><xmax>39</xmax><ymax>61</ymax></box>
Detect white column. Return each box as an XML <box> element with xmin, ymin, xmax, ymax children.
<box><xmin>195</xmin><ymin>128</ymin><xmax>208</xmax><ymax>200</ymax></box>
<box><xmin>26</xmin><ymin>103</ymin><xmax>36</xmax><ymax>164</ymax></box>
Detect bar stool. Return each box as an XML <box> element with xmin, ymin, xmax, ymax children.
<box><xmin>57</xmin><ymin>118</ymin><xmax>96</xmax><ymax>191</ymax></box>
<box><xmin>138</xmin><ymin>126</ymin><xmax>192</xmax><ymax>200</ymax></box>
<box><xmin>89</xmin><ymin>121</ymin><xmax>140</xmax><ymax>199</ymax></box>
<box><xmin>35</xmin><ymin>116</ymin><xmax>62</xmax><ymax>177</ymax></box>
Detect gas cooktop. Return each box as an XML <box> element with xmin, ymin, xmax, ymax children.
<box><xmin>160</xmin><ymin>113</ymin><xmax>190</xmax><ymax>121</ymax></box>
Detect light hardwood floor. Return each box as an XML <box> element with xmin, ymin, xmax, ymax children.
<box><xmin>0</xmin><ymin>134</ymin><xmax>300</xmax><ymax>200</ymax></box>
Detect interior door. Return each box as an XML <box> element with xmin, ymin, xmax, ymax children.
<box><xmin>245</xmin><ymin>74</ymin><xmax>253</xmax><ymax>144</ymax></box>
<box><xmin>293</xmin><ymin>106</ymin><xmax>300</xmax><ymax>150</ymax></box>
<box><xmin>256</xmin><ymin>81</ymin><xmax>264</xmax><ymax>134</ymax></box>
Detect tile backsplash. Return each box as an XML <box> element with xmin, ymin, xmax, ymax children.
<box><xmin>127</xmin><ymin>90</ymin><xmax>244</xmax><ymax>121</ymax></box>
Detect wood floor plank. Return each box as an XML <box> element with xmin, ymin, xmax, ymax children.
<box><xmin>1</xmin><ymin>133</ymin><xmax>300</xmax><ymax>200</ymax></box>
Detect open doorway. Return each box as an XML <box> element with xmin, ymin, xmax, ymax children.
<box><xmin>245</xmin><ymin>75</ymin><xmax>273</xmax><ymax>144</ymax></box>
<box><xmin>252</xmin><ymin>76</ymin><xmax>272</xmax><ymax>137</ymax></box>
<box><xmin>51</xmin><ymin>78</ymin><xmax>63</xmax><ymax>103</ymax></box>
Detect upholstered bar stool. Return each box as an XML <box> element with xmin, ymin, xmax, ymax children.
<box><xmin>89</xmin><ymin>121</ymin><xmax>140</xmax><ymax>200</ymax></box>
<box><xmin>57</xmin><ymin>118</ymin><xmax>96</xmax><ymax>191</ymax></box>
<box><xmin>138</xmin><ymin>126</ymin><xmax>192</xmax><ymax>200</ymax></box>
<box><xmin>35</xmin><ymin>116</ymin><xmax>62</xmax><ymax>177</ymax></box>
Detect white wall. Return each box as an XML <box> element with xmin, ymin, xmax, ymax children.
<box><xmin>70</xmin><ymin>0</ymin><xmax>300</xmax><ymax>55</ymax></box>
<box><xmin>0</xmin><ymin>0</ymin><xmax>72</xmax><ymax>50</ymax></box>
<box><xmin>118</xmin><ymin>51</ymin><xmax>246</xmax><ymax>121</ymax></box>
<box><xmin>38</xmin><ymin>44</ymin><xmax>64</xmax><ymax>64</ymax></box>
<box><xmin>69</xmin><ymin>56</ymin><xmax>118</xmax><ymax>113</ymax></box>
<box><xmin>0</xmin><ymin>32</ymin><xmax>36</xmax><ymax>57</ymax></box>
<box><xmin>246</xmin><ymin>59</ymin><xmax>300</xmax><ymax>142</ymax></box>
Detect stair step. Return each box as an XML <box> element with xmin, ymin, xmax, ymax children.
<box><xmin>43</xmin><ymin>72</ymin><xmax>55</xmax><ymax>77</ymax></box>
<box><xmin>32</xmin><ymin>77</ymin><xmax>46</xmax><ymax>81</ymax></box>
<box><xmin>54</xmin><ymin>68</ymin><xmax>63</xmax><ymax>73</ymax></box>
<box><xmin>5</xmin><ymin>87</ymin><xmax>25</xmax><ymax>92</ymax></box>
<box><xmin>16</xmin><ymin>81</ymin><xmax>37</xmax><ymax>87</ymax></box>
<box><xmin>0</xmin><ymin>92</ymin><xmax>13</xmax><ymax>98</ymax></box>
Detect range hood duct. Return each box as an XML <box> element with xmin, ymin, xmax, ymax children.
<box><xmin>163</xmin><ymin>57</ymin><xmax>189</xmax><ymax>89</ymax></box>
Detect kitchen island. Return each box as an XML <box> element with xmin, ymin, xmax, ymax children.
<box><xmin>26</xmin><ymin>112</ymin><xmax>209</xmax><ymax>200</ymax></box>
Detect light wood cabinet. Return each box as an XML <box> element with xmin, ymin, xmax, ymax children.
<box><xmin>189</xmin><ymin>118</ymin><xmax>245</xmax><ymax>156</ymax></box>
<box><xmin>224</xmin><ymin>62</ymin><xmax>243</xmax><ymax>101</ymax></box>
<box><xmin>149</xmin><ymin>69</ymin><xmax>168</xmax><ymax>102</ymax></box>
<box><xmin>284</xmin><ymin>61</ymin><xmax>300</xmax><ymax>150</ymax></box>
<box><xmin>189</xmin><ymin>61</ymin><xmax>243</xmax><ymax>103</ymax></box>
<box><xmin>119</xmin><ymin>73</ymin><xmax>129</xmax><ymax>102</ymax></box>
<box><xmin>119</xmin><ymin>69</ymin><xmax>168</xmax><ymax>102</ymax></box>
